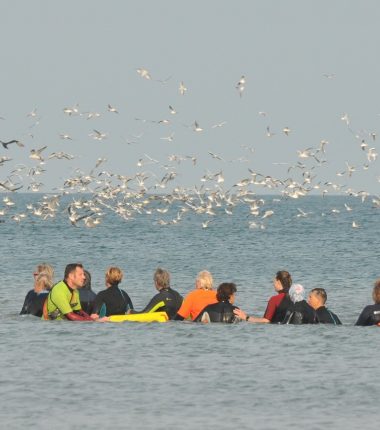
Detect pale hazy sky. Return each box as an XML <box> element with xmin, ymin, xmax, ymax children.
<box><xmin>1</xmin><ymin>0</ymin><xmax>379</xmax><ymax>194</ymax></box>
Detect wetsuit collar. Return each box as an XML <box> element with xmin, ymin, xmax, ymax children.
<box><xmin>63</xmin><ymin>280</ymin><xmax>74</xmax><ymax>293</ymax></box>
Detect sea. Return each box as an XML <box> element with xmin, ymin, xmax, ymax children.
<box><xmin>0</xmin><ymin>193</ymin><xmax>379</xmax><ymax>429</ymax></box>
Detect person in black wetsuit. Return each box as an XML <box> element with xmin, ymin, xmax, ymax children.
<box><xmin>282</xmin><ymin>284</ymin><xmax>316</xmax><ymax>324</ymax></box>
<box><xmin>78</xmin><ymin>270</ymin><xmax>97</xmax><ymax>314</ymax></box>
<box><xmin>308</xmin><ymin>288</ymin><xmax>342</xmax><ymax>325</ymax></box>
<box><xmin>91</xmin><ymin>267</ymin><xmax>133</xmax><ymax>318</ymax></box>
<box><xmin>195</xmin><ymin>282</ymin><xmax>239</xmax><ymax>323</ymax></box>
<box><xmin>355</xmin><ymin>280</ymin><xmax>380</xmax><ymax>326</ymax></box>
<box><xmin>20</xmin><ymin>265</ymin><xmax>54</xmax><ymax>317</ymax></box>
<box><xmin>132</xmin><ymin>268</ymin><xmax>183</xmax><ymax>320</ymax></box>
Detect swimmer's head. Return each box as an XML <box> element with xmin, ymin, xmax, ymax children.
<box><xmin>196</xmin><ymin>270</ymin><xmax>213</xmax><ymax>290</ymax></box>
<box><xmin>105</xmin><ymin>267</ymin><xmax>123</xmax><ymax>287</ymax></box>
<box><xmin>83</xmin><ymin>270</ymin><xmax>92</xmax><ymax>290</ymax></box>
<box><xmin>372</xmin><ymin>280</ymin><xmax>380</xmax><ymax>304</ymax></box>
<box><xmin>154</xmin><ymin>268</ymin><xmax>170</xmax><ymax>290</ymax></box>
<box><xmin>289</xmin><ymin>284</ymin><xmax>305</xmax><ymax>303</ymax></box>
<box><xmin>216</xmin><ymin>282</ymin><xmax>237</xmax><ymax>303</ymax></box>
<box><xmin>35</xmin><ymin>263</ymin><xmax>54</xmax><ymax>283</ymax></box>
<box><xmin>34</xmin><ymin>272</ymin><xmax>53</xmax><ymax>293</ymax></box>
<box><xmin>274</xmin><ymin>270</ymin><xmax>292</xmax><ymax>293</ymax></box>
<box><xmin>308</xmin><ymin>288</ymin><xmax>327</xmax><ymax>309</ymax></box>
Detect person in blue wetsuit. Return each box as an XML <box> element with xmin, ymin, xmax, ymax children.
<box><xmin>355</xmin><ymin>280</ymin><xmax>380</xmax><ymax>326</ymax></box>
<box><xmin>195</xmin><ymin>282</ymin><xmax>239</xmax><ymax>323</ymax></box>
<box><xmin>91</xmin><ymin>267</ymin><xmax>133</xmax><ymax>318</ymax></box>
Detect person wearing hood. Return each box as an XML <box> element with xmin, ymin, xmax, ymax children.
<box><xmin>282</xmin><ymin>284</ymin><xmax>316</xmax><ymax>324</ymax></box>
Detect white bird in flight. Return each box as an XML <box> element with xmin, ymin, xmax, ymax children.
<box><xmin>179</xmin><ymin>81</ymin><xmax>187</xmax><ymax>96</ymax></box>
<box><xmin>136</xmin><ymin>68</ymin><xmax>151</xmax><ymax>80</ymax></box>
<box><xmin>236</xmin><ymin>75</ymin><xmax>246</xmax><ymax>97</ymax></box>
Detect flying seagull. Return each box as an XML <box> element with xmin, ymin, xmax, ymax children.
<box><xmin>1</xmin><ymin>140</ymin><xmax>24</xmax><ymax>149</ymax></box>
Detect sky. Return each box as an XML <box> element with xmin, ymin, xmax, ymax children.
<box><xmin>0</xmin><ymin>0</ymin><xmax>380</xmax><ymax>195</ymax></box>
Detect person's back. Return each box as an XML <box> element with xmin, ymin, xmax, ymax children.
<box><xmin>91</xmin><ymin>267</ymin><xmax>133</xmax><ymax>317</ymax></box>
<box><xmin>270</xmin><ymin>294</ymin><xmax>292</xmax><ymax>323</ymax></box>
<box><xmin>20</xmin><ymin>290</ymin><xmax>48</xmax><ymax>317</ymax></box>
<box><xmin>315</xmin><ymin>306</ymin><xmax>342</xmax><ymax>325</ymax></box>
<box><xmin>356</xmin><ymin>281</ymin><xmax>380</xmax><ymax>326</ymax></box>
<box><xmin>283</xmin><ymin>300</ymin><xmax>316</xmax><ymax>324</ymax></box>
<box><xmin>195</xmin><ymin>301</ymin><xmax>238</xmax><ymax>323</ymax></box>
<box><xmin>176</xmin><ymin>288</ymin><xmax>217</xmax><ymax>320</ymax></box>
<box><xmin>135</xmin><ymin>268</ymin><xmax>183</xmax><ymax>320</ymax></box>
<box><xmin>94</xmin><ymin>285</ymin><xmax>133</xmax><ymax>316</ymax></box>
<box><xmin>282</xmin><ymin>284</ymin><xmax>316</xmax><ymax>325</ymax></box>
<box><xmin>175</xmin><ymin>270</ymin><xmax>216</xmax><ymax>320</ymax></box>
<box><xmin>21</xmin><ymin>271</ymin><xmax>53</xmax><ymax>317</ymax></box>
<box><xmin>355</xmin><ymin>304</ymin><xmax>380</xmax><ymax>326</ymax></box>
<box><xmin>141</xmin><ymin>287</ymin><xmax>183</xmax><ymax>319</ymax></box>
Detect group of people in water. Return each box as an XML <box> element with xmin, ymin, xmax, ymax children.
<box><xmin>20</xmin><ymin>263</ymin><xmax>380</xmax><ymax>326</ymax></box>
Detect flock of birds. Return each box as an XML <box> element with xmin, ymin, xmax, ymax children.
<box><xmin>0</xmin><ymin>69</ymin><xmax>379</xmax><ymax>229</ymax></box>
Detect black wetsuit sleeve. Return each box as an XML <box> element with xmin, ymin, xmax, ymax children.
<box><xmin>123</xmin><ymin>292</ymin><xmax>134</xmax><ymax>311</ymax></box>
<box><xmin>20</xmin><ymin>291</ymin><xmax>35</xmax><ymax>315</ymax></box>
<box><xmin>140</xmin><ymin>294</ymin><xmax>164</xmax><ymax>314</ymax></box>
<box><xmin>355</xmin><ymin>306</ymin><xmax>371</xmax><ymax>326</ymax></box>
<box><xmin>92</xmin><ymin>292</ymin><xmax>105</xmax><ymax>314</ymax></box>
<box><xmin>20</xmin><ymin>296</ymin><xmax>30</xmax><ymax>315</ymax></box>
<box><xmin>333</xmin><ymin>313</ymin><xmax>342</xmax><ymax>325</ymax></box>
<box><xmin>173</xmin><ymin>313</ymin><xmax>185</xmax><ymax>321</ymax></box>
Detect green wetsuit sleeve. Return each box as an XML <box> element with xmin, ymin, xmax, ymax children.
<box><xmin>50</xmin><ymin>286</ymin><xmax>74</xmax><ymax>315</ymax></box>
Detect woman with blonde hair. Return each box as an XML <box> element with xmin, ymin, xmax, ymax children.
<box><xmin>174</xmin><ymin>270</ymin><xmax>217</xmax><ymax>321</ymax></box>
<box><xmin>20</xmin><ymin>263</ymin><xmax>54</xmax><ymax>317</ymax></box>
<box><xmin>91</xmin><ymin>267</ymin><xmax>134</xmax><ymax>318</ymax></box>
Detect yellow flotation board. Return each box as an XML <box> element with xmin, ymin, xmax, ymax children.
<box><xmin>108</xmin><ymin>312</ymin><xmax>169</xmax><ymax>323</ymax></box>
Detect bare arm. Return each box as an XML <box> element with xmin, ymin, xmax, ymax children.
<box><xmin>233</xmin><ymin>308</ymin><xmax>270</xmax><ymax>324</ymax></box>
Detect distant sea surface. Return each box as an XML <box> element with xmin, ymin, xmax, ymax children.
<box><xmin>0</xmin><ymin>194</ymin><xmax>379</xmax><ymax>429</ymax></box>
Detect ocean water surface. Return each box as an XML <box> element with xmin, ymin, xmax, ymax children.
<box><xmin>0</xmin><ymin>194</ymin><xmax>379</xmax><ymax>429</ymax></box>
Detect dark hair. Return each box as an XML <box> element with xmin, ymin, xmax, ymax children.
<box><xmin>216</xmin><ymin>283</ymin><xmax>237</xmax><ymax>302</ymax></box>
<box><xmin>64</xmin><ymin>263</ymin><xmax>83</xmax><ymax>280</ymax></box>
<box><xmin>276</xmin><ymin>271</ymin><xmax>292</xmax><ymax>293</ymax></box>
<box><xmin>373</xmin><ymin>280</ymin><xmax>380</xmax><ymax>304</ymax></box>
<box><xmin>310</xmin><ymin>288</ymin><xmax>327</xmax><ymax>304</ymax></box>
<box><xmin>83</xmin><ymin>270</ymin><xmax>92</xmax><ymax>290</ymax></box>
